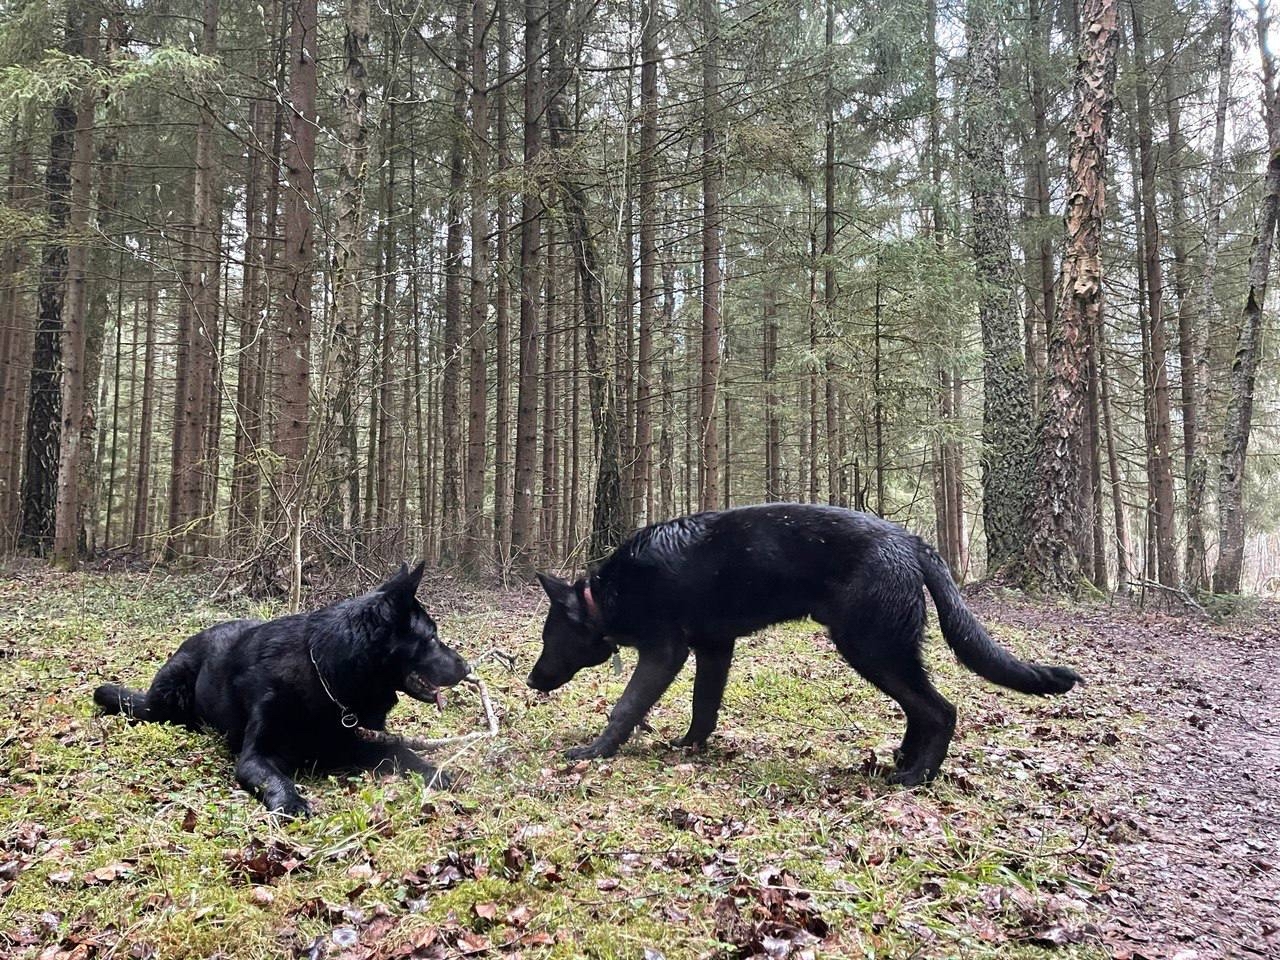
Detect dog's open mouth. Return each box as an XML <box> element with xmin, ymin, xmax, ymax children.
<box><xmin>402</xmin><ymin>671</ymin><xmax>447</xmax><ymax>710</ymax></box>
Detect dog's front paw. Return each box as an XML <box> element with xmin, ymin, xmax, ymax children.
<box><xmin>268</xmin><ymin>793</ymin><xmax>312</xmax><ymax>819</ymax></box>
<box><xmin>887</xmin><ymin>765</ymin><xmax>933</xmax><ymax>789</ymax></box>
<box><xmin>564</xmin><ymin>741</ymin><xmax>615</xmax><ymax>761</ymax></box>
<box><xmin>670</xmin><ymin>733</ymin><xmax>708</xmax><ymax>751</ymax></box>
<box><xmin>424</xmin><ymin>766</ymin><xmax>453</xmax><ymax>791</ymax></box>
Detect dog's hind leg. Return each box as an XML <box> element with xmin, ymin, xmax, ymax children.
<box><xmin>566</xmin><ymin>641</ymin><xmax>689</xmax><ymax>760</ymax></box>
<box><xmin>832</xmin><ymin>604</ymin><xmax>957</xmax><ymax>787</ymax></box>
<box><xmin>672</xmin><ymin>642</ymin><xmax>734</xmax><ymax>749</ymax></box>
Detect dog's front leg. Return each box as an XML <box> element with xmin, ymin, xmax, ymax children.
<box><xmin>236</xmin><ymin>713</ymin><xmax>309</xmax><ymax>817</ymax></box>
<box><xmin>351</xmin><ymin>740</ymin><xmax>452</xmax><ymax>790</ymax></box>
<box><xmin>566</xmin><ymin>643</ymin><xmax>689</xmax><ymax>760</ymax></box>
<box><xmin>236</xmin><ymin>748</ymin><xmax>309</xmax><ymax>817</ymax></box>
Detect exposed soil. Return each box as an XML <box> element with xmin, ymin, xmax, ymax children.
<box><xmin>973</xmin><ymin>593</ymin><xmax>1280</xmax><ymax>959</ymax></box>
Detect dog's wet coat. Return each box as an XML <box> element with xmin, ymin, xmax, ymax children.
<box><xmin>94</xmin><ymin>563</ymin><xmax>469</xmax><ymax>815</ymax></box>
<box><xmin>529</xmin><ymin>504</ymin><xmax>1080</xmax><ymax>785</ymax></box>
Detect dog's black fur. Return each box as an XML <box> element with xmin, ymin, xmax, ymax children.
<box><xmin>94</xmin><ymin>563</ymin><xmax>470</xmax><ymax>815</ymax></box>
<box><xmin>529</xmin><ymin>504</ymin><xmax>1080</xmax><ymax>786</ymax></box>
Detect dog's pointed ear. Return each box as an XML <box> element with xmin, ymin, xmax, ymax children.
<box><xmin>536</xmin><ymin>572</ymin><xmax>574</xmax><ymax>606</ymax></box>
<box><xmin>379</xmin><ymin>562</ymin><xmax>424</xmax><ymax>605</ymax></box>
<box><xmin>407</xmin><ymin>560</ymin><xmax>426</xmax><ymax>592</ymax></box>
<box><xmin>537</xmin><ymin>572</ymin><xmax>588</xmax><ymax>626</ymax></box>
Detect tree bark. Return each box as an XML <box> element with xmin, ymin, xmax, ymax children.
<box><xmin>541</xmin><ymin>219</ymin><xmax>559</xmax><ymax>557</ymax></box>
<box><xmin>463</xmin><ymin>0</ymin><xmax>491</xmax><ymax>575</ymax></box>
<box><xmin>53</xmin><ymin>11</ymin><xmax>99</xmax><ymax>568</ymax></box>
<box><xmin>21</xmin><ymin>4</ymin><xmax>81</xmax><ymax>554</ymax></box>
<box><xmin>493</xmin><ymin>0</ymin><xmax>513</xmax><ymax>567</ymax></box>
<box><xmin>1130</xmin><ymin>0</ymin><xmax>1178</xmax><ymax>589</ymax></box>
<box><xmin>275</xmin><ymin>0</ymin><xmax>317</xmax><ymax>591</ymax></box>
<box><xmin>699</xmin><ymin>0</ymin><xmax>722</xmax><ymax>512</ymax></box>
<box><xmin>509</xmin><ymin>0</ymin><xmax>543</xmax><ymax>573</ymax></box>
<box><xmin>130</xmin><ymin>279</ymin><xmax>157</xmax><ymax>549</ymax></box>
<box><xmin>166</xmin><ymin>0</ymin><xmax>220</xmax><ymax>559</ymax></box>
<box><xmin>1023</xmin><ymin>0</ymin><xmax>1119</xmax><ymax>592</ymax></box>
<box><xmin>763</xmin><ymin>284</ymin><xmax>781</xmax><ymax>502</ymax></box>
<box><xmin>1187</xmin><ymin>0</ymin><xmax>1234</xmax><ymax>592</ymax></box>
<box><xmin>546</xmin><ymin>0</ymin><xmax>624</xmax><ymax>559</ymax></box>
<box><xmin>0</xmin><ymin>125</ymin><xmax>35</xmax><ymax>545</ymax></box>
<box><xmin>327</xmin><ymin>0</ymin><xmax>371</xmax><ymax>535</ymax></box>
<box><xmin>1214</xmin><ymin>15</ymin><xmax>1280</xmax><ymax>594</ymax></box>
<box><xmin>440</xmin><ymin>0</ymin><xmax>468</xmax><ymax>565</ymax></box>
<box><xmin>1097</xmin><ymin>308</ymin><xmax>1133</xmax><ymax>589</ymax></box>
<box><xmin>659</xmin><ymin>263</ymin><xmax>675</xmax><ymax>518</ymax></box>
<box><xmin>968</xmin><ymin>0</ymin><xmax>1033</xmax><ymax>572</ymax></box>
<box><xmin>631</xmin><ymin>0</ymin><xmax>659</xmax><ymax>527</ymax></box>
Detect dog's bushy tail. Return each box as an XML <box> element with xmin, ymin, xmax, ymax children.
<box><xmin>93</xmin><ymin>683</ymin><xmax>150</xmax><ymax>719</ymax></box>
<box><xmin>916</xmin><ymin>539</ymin><xmax>1080</xmax><ymax>695</ymax></box>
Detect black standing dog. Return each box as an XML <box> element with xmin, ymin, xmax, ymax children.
<box><xmin>94</xmin><ymin>563</ymin><xmax>470</xmax><ymax>815</ymax></box>
<box><xmin>528</xmin><ymin>504</ymin><xmax>1080</xmax><ymax>786</ymax></box>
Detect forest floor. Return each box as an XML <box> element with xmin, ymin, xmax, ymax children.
<box><xmin>0</xmin><ymin>565</ymin><xmax>1276</xmax><ymax>959</ymax></box>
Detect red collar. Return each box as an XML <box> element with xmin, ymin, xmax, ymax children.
<box><xmin>582</xmin><ymin>582</ymin><xmax>601</xmax><ymax>625</ymax></box>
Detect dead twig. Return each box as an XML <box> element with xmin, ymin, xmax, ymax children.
<box><xmin>1134</xmin><ymin>578</ymin><xmax>1208</xmax><ymax>617</ymax></box>
<box><xmin>354</xmin><ymin>674</ymin><xmax>499</xmax><ymax>751</ymax></box>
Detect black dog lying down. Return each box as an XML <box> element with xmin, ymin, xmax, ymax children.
<box><xmin>529</xmin><ymin>503</ymin><xmax>1080</xmax><ymax>786</ymax></box>
<box><xmin>94</xmin><ymin>563</ymin><xmax>469</xmax><ymax>815</ymax></box>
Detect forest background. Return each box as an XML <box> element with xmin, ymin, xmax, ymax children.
<box><xmin>1</xmin><ymin>0</ymin><xmax>1278</xmax><ymax>605</ymax></box>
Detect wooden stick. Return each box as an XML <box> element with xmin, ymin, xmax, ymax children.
<box><xmin>354</xmin><ymin>674</ymin><xmax>499</xmax><ymax>751</ymax></box>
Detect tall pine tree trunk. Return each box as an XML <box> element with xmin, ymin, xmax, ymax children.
<box><xmin>493</xmin><ymin>0</ymin><xmax>513</xmax><ymax>567</ymax></box>
<box><xmin>166</xmin><ymin>0</ymin><xmax>220</xmax><ymax>559</ymax></box>
<box><xmin>967</xmin><ymin>0</ymin><xmax>1033</xmax><ymax>572</ymax></box>
<box><xmin>1214</xmin><ymin>17</ymin><xmax>1280</xmax><ymax>595</ymax></box>
<box><xmin>130</xmin><ymin>278</ymin><xmax>157</xmax><ymax>549</ymax></box>
<box><xmin>631</xmin><ymin>0</ymin><xmax>658</xmax><ymax>527</ymax></box>
<box><xmin>546</xmin><ymin>0</ymin><xmax>624</xmax><ymax>558</ymax></box>
<box><xmin>463</xmin><ymin>0</ymin><xmax>490</xmax><ymax>574</ymax></box>
<box><xmin>1130</xmin><ymin>0</ymin><xmax>1178</xmax><ymax>589</ymax></box>
<box><xmin>327</xmin><ymin>0</ymin><xmax>370</xmax><ymax>536</ymax></box>
<box><xmin>53</xmin><ymin>11</ymin><xmax>99</xmax><ymax>568</ymax></box>
<box><xmin>763</xmin><ymin>284</ymin><xmax>781</xmax><ymax>501</ymax></box>
<box><xmin>0</xmin><ymin>126</ymin><xmax>34</xmax><ymax>545</ymax></box>
<box><xmin>1187</xmin><ymin>0</ymin><xmax>1234</xmax><ymax>591</ymax></box>
<box><xmin>698</xmin><ymin>0</ymin><xmax>722</xmax><ymax>512</ymax></box>
<box><xmin>440</xmin><ymin>0</ymin><xmax>467</xmax><ymax>565</ymax></box>
<box><xmin>510</xmin><ymin>0</ymin><xmax>543</xmax><ymax>573</ymax></box>
<box><xmin>276</xmin><ymin>0</ymin><xmax>317</xmax><ymax>604</ymax></box>
<box><xmin>21</xmin><ymin>4</ymin><xmax>80</xmax><ymax>554</ymax></box>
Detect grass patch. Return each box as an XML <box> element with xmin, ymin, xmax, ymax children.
<box><xmin>0</xmin><ymin>570</ymin><xmax>1132</xmax><ymax>958</ymax></box>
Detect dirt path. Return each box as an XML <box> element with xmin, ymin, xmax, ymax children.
<box><xmin>976</xmin><ymin>596</ymin><xmax>1280</xmax><ymax>959</ymax></box>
